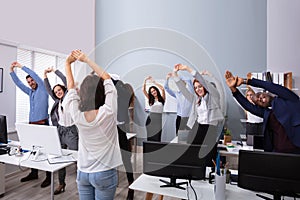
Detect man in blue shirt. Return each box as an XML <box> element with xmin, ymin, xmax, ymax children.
<box><xmin>10</xmin><ymin>61</ymin><xmax>51</xmax><ymax>188</ymax></box>
<box><xmin>164</xmin><ymin>72</ymin><xmax>193</xmax><ymax>134</ymax></box>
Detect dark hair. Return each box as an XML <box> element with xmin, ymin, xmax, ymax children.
<box><xmin>148</xmin><ymin>86</ymin><xmax>165</xmax><ymax>106</ymax></box>
<box><xmin>79</xmin><ymin>74</ymin><xmax>106</xmax><ymax>112</ymax></box>
<box><xmin>52</xmin><ymin>84</ymin><xmax>67</xmax><ymax>99</ymax></box>
<box><xmin>26</xmin><ymin>75</ymin><xmax>32</xmax><ymax>79</ymax></box>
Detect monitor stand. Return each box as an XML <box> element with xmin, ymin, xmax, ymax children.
<box><xmin>159</xmin><ymin>178</ymin><xmax>187</xmax><ymax>190</ymax></box>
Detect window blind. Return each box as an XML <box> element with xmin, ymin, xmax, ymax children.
<box><xmin>16</xmin><ymin>48</ymin><xmax>67</xmax><ymax>124</ymax></box>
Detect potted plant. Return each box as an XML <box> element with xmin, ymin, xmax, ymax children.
<box><xmin>223</xmin><ymin>127</ymin><xmax>232</xmax><ymax>145</ymax></box>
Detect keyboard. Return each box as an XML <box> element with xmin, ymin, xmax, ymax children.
<box><xmin>47</xmin><ymin>155</ymin><xmax>76</xmax><ymax>164</ymax></box>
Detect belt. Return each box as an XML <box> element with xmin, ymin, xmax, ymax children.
<box><xmin>29</xmin><ymin>119</ymin><xmax>48</xmax><ymax>125</ymax></box>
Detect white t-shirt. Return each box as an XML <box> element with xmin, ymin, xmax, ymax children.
<box><xmin>150</xmin><ymin>100</ymin><xmax>164</xmax><ymax>113</ymax></box>
<box><xmin>58</xmin><ymin>101</ymin><xmax>75</xmax><ymax>127</ymax></box>
<box><xmin>64</xmin><ymin>79</ymin><xmax>122</xmax><ymax>173</ymax></box>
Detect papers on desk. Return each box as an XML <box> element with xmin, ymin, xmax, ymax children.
<box><xmin>47</xmin><ymin>155</ymin><xmax>76</xmax><ymax>164</ymax></box>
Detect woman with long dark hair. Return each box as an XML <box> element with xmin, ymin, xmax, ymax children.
<box><xmin>142</xmin><ymin>76</ymin><xmax>165</xmax><ymax>142</ymax></box>
<box><xmin>44</xmin><ymin>67</ymin><xmax>79</xmax><ymax>195</ymax></box>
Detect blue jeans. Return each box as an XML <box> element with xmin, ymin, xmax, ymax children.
<box><xmin>76</xmin><ymin>168</ymin><xmax>118</xmax><ymax>200</ymax></box>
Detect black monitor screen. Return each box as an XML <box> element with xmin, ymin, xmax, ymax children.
<box><xmin>238</xmin><ymin>150</ymin><xmax>300</xmax><ymax>200</ymax></box>
<box><xmin>143</xmin><ymin>141</ymin><xmax>207</xmax><ymax>190</ymax></box>
<box><xmin>0</xmin><ymin>115</ymin><xmax>8</xmax><ymax>144</ymax></box>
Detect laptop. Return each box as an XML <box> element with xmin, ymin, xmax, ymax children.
<box><xmin>16</xmin><ymin>123</ymin><xmax>62</xmax><ymax>156</ymax></box>
<box><xmin>15</xmin><ymin>123</ymin><xmax>76</xmax><ymax>163</ymax></box>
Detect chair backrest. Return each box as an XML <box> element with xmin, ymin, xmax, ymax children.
<box><xmin>0</xmin><ymin>115</ymin><xmax>8</xmax><ymax>144</ymax></box>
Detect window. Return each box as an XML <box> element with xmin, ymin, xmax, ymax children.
<box><xmin>16</xmin><ymin>47</ymin><xmax>68</xmax><ymax>124</ymax></box>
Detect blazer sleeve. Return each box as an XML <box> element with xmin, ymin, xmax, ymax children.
<box><xmin>173</xmin><ymin>76</ymin><xmax>194</xmax><ymax>102</ymax></box>
<box><xmin>44</xmin><ymin>77</ymin><xmax>56</xmax><ymax>100</ymax></box>
<box><xmin>55</xmin><ymin>70</ymin><xmax>67</xmax><ymax>86</ymax></box>
<box><xmin>249</xmin><ymin>78</ymin><xmax>299</xmax><ymax>101</ymax></box>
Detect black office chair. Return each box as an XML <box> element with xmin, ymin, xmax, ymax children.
<box><xmin>0</xmin><ymin>115</ymin><xmax>8</xmax><ymax>144</ymax></box>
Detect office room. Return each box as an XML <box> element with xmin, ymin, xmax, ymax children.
<box><xmin>0</xmin><ymin>0</ymin><xmax>300</xmax><ymax>199</ymax></box>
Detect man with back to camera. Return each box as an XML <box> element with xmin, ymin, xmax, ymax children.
<box><xmin>10</xmin><ymin>61</ymin><xmax>51</xmax><ymax>188</ymax></box>
<box><xmin>224</xmin><ymin>70</ymin><xmax>300</xmax><ymax>153</ymax></box>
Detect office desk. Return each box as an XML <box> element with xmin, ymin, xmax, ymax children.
<box><xmin>0</xmin><ymin>149</ymin><xmax>77</xmax><ymax>200</ymax></box>
<box><xmin>129</xmin><ymin>173</ymin><xmax>258</xmax><ymax>200</ymax></box>
<box><xmin>218</xmin><ymin>141</ymin><xmax>253</xmax><ymax>156</ymax></box>
<box><xmin>218</xmin><ymin>141</ymin><xmax>253</xmax><ymax>169</ymax></box>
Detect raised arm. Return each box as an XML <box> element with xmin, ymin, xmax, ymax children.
<box><xmin>65</xmin><ymin>54</ymin><xmax>77</xmax><ymax>90</ymax></box>
<box><xmin>44</xmin><ymin>67</ymin><xmax>56</xmax><ymax>100</ymax></box>
<box><xmin>224</xmin><ymin>70</ymin><xmax>243</xmax><ymax>93</ymax></box>
<box><xmin>71</xmin><ymin>49</ymin><xmax>111</xmax><ymax>80</ymax></box>
<box><xmin>55</xmin><ymin>68</ymin><xmax>67</xmax><ymax>86</ymax></box>
<box><xmin>9</xmin><ymin>62</ymin><xmax>31</xmax><ymax>94</ymax></box>
<box><xmin>152</xmin><ymin>78</ymin><xmax>165</xmax><ymax>100</ymax></box>
<box><xmin>143</xmin><ymin>76</ymin><xmax>151</xmax><ymax>99</ymax></box>
<box><xmin>164</xmin><ymin>73</ymin><xmax>176</xmax><ymax>98</ymax></box>
<box><xmin>201</xmin><ymin>70</ymin><xmax>225</xmax><ymax>114</ymax></box>
<box><xmin>172</xmin><ymin>69</ymin><xmax>194</xmax><ymax>102</ymax></box>
<box><xmin>15</xmin><ymin>62</ymin><xmax>44</xmax><ymax>87</ymax></box>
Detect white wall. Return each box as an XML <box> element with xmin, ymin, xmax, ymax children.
<box><xmin>0</xmin><ymin>1</ymin><xmax>95</xmax><ymax>132</ymax></box>
<box><xmin>267</xmin><ymin>0</ymin><xmax>300</xmax><ymax>96</ymax></box>
<box><xmin>95</xmin><ymin>0</ymin><xmax>267</xmax><ymax>138</ymax></box>
<box><xmin>0</xmin><ymin>0</ymin><xmax>95</xmax><ymax>54</ymax></box>
<box><xmin>0</xmin><ymin>41</ymin><xmax>17</xmax><ymax>132</ymax></box>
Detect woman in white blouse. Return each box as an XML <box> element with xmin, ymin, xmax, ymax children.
<box><xmin>64</xmin><ymin>50</ymin><xmax>122</xmax><ymax>200</ymax></box>
<box><xmin>143</xmin><ymin>76</ymin><xmax>166</xmax><ymax>142</ymax></box>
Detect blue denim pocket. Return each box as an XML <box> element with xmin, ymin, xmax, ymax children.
<box><xmin>91</xmin><ymin>169</ymin><xmax>118</xmax><ymax>190</ymax></box>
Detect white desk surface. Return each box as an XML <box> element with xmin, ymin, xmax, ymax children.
<box><xmin>129</xmin><ymin>173</ymin><xmax>258</xmax><ymax>200</ymax></box>
<box><xmin>171</xmin><ymin>136</ymin><xmax>253</xmax><ymax>156</ymax></box>
<box><xmin>218</xmin><ymin>141</ymin><xmax>253</xmax><ymax>156</ymax></box>
<box><xmin>0</xmin><ymin>149</ymin><xmax>77</xmax><ymax>172</ymax></box>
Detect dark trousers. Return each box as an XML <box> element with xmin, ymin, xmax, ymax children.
<box><xmin>117</xmin><ymin>125</ymin><xmax>134</xmax><ymax>183</ymax></box>
<box><xmin>175</xmin><ymin>115</ymin><xmax>190</xmax><ymax>134</ymax></box>
<box><xmin>146</xmin><ymin>113</ymin><xmax>162</xmax><ymax>142</ymax></box>
<box><xmin>29</xmin><ymin>119</ymin><xmax>51</xmax><ymax>179</ymax></box>
<box><xmin>57</xmin><ymin>124</ymin><xmax>79</xmax><ymax>185</ymax></box>
<box><xmin>188</xmin><ymin>123</ymin><xmax>218</xmax><ymax>167</ymax></box>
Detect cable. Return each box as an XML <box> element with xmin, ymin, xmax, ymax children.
<box><xmin>189</xmin><ymin>179</ymin><xmax>197</xmax><ymax>200</ymax></box>
<box><xmin>18</xmin><ymin>150</ymin><xmax>32</xmax><ymax>171</ymax></box>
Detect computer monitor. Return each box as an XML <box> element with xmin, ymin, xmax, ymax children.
<box><xmin>143</xmin><ymin>141</ymin><xmax>207</xmax><ymax>190</ymax></box>
<box><xmin>0</xmin><ymin>115</ymin><xmax>8</xmax><ymax>144</ymax></box>
<box><xmin>238</xmin><ymin>150</ymin><xmax>300</xmax><ymax>200</ymax></box>
<box><xmin>15</xmin><ymin>123</ymin><xmax>62</xmax><ymax>156</ymax></box>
